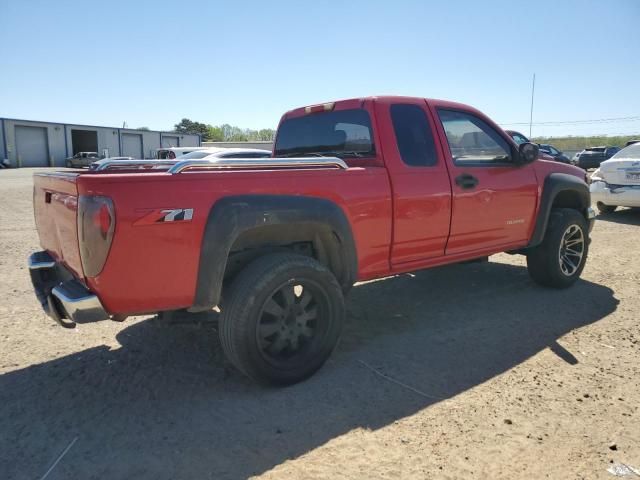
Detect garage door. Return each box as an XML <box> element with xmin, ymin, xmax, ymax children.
<box><xmin>161</xmin><ymin>135</ymin><xmax>179</xmax><ymax>147</ymax></box>
<box><xmin>15</xmin><ymin>126</ymin><xmax>49</xmax><ymax>167</ymax></box>
<box><xmin>122</xmin><ymin>133</ymin><xmax>143</xmax><ymax>158</ymax></box>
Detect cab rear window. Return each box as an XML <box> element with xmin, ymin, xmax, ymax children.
<box><xmin>274</xmin><ymin>109</ymin><xmax>375</xmax><ymax>158</ymax></box>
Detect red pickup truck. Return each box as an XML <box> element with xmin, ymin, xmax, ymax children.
<box><xmin>29</xmin><ymin>96</ymin><xmax>595</xmax><ymax>385</ymax></box>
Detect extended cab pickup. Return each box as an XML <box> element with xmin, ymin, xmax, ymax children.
<box><xmin>29</xmin><ymin>96</ymin><xmax>595</xmax><ymax>385</ymax></box>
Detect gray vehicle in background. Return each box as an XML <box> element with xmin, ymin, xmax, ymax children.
<box><xmin>571</xmin><ymin>146</ymin><xmax>620</xmax><ymax>170</ymax></box>
<box><xmin>65</xmin><ymin>152</ymin><xmax>100</xmax><ymax>168</ymax></box>
<box><xmin>538</xmin><ymin>144</ymin><xmax>571</xmax><ymax>164</ymax></box>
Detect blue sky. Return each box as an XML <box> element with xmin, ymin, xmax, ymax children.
<box><xmin>1</xmin><ymin>0</ymin><xmax>638</xmax><ymax>137</ymax></box>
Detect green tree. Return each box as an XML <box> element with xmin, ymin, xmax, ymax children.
<box><xmin>207</xmin><ymin>125</ymin><xmax>224</xmax><ymax>142</ymax></box>
<box><xmin>257</xmin><ymin>129</ymin><xmax>276</xmax><ymax>141</ymax></box>
<box><xmin>175</xmin><ymin>119</ymin><xmax>277</xmax><ymax>143</ymax></box>
<box><xmin>174</xmin><ymin>118</ymin><xmax>211</xmax><ymax>141</ymax></box>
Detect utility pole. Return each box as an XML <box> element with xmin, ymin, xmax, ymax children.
<box><xmin>529</xmin><ymin>73</ymin><xmax>536</xmax><ymax>138</ymax></box>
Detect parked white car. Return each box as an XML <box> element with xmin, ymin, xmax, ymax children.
<box><xmin>156</xmin><ymin>147</ymin><xmax>209</xmax><ymax>159</ymax></box>
<box><xmin>178</xmin><ymin>147</ymin><xmax>272</xmax><ymax>160</ymax></box>
<box><xmin>590</xmin><ymin>143</ymin><xmax>640</xmax><ymax>213</ymax></box>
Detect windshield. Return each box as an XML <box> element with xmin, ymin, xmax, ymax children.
<box><xmin>274</xmin><ymin>109</ymin><xmax>375</xmax><ymax>158</ymax></box>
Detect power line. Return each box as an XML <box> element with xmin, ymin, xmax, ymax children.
<box><xmin>500</xmin><ymin>115</ymin><xmax>640</xmax><ymax>126</ymax></box>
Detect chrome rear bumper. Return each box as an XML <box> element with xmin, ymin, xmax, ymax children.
<box><xmin>28</xmin><ymin>251</ymin><xmax>109</xmax><ymax>328</ymax></box>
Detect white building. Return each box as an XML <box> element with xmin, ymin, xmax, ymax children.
<box><xmin>0</xmin><ymin>117</ymin><xmax>201</xmax><ymax>167</ymax></box>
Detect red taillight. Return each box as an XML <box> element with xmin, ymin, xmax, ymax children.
<box><xmin>93</xmin><ymin>204</ymin><xmax>112</xmax><ymax>238</ymax></box>
<box><xmin>78</xmin><ymin>195</ymin><xmax>115</xmax><ymax>277</ymax></box>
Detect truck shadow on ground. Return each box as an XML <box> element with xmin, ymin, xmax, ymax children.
<box><xmin>595</xmin><ymin>207</ymin><xmax>640</xmax><ymax>225</ymax></box>
<box><xmin>0</xmin><ymin>261</ymin><xmax>618</xmax><ymax>479</ymax></box>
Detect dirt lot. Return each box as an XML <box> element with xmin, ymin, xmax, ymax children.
<box><xmin>0</xmin><ymin>168</ymin><xmax>638</xmax><ymax>479</ymax></box>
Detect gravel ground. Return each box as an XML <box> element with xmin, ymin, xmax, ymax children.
<box><xmin>0</xmin><ymin>168</ymin><xmax>638</xmax><ymax>480</ymax></box>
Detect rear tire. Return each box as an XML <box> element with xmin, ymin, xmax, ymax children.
<box><xmin>596</xmin><ymin>202</ymin><xmax>617</xmax><ymax>214</ymax></box>
<box><xmin>219</xmin><ymin>253</ymin><xmax>345</xmax><ymax>386</ymax></box>
<box><xmin>526</xmin><ymin>208</ymin><xmax>589</xmax><ymax>289</ymax></box>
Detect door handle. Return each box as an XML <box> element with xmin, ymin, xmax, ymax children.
<box><xmin>455</xmin><ymin>173</ymin><xmax>479</xmax><ymax>190</ymax></box>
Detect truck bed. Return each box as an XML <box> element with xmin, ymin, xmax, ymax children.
<box><xmin>32</xmin><ymin>164</ymin><xmax>392</xmax><ymax>315</ymax></box>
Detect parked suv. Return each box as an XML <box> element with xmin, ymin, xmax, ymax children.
<box><xmin>572</xmin><ymin>146</ymin><xmax>620</xmax><ymax>170</ymax></box>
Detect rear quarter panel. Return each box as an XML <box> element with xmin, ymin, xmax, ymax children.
<box><xmin>78</xmin><ymin>167</ymin><xmax>392</xmax><ymax>314</ymax></box>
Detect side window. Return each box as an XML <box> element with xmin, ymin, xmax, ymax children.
<box><xmin>390</xmin><ymin>104</ymin><xmax>437</xmax><ymax>166</ymax></box>
<box><xmin>438</xmin><ymin>110</ymin><xmax>512</xmax><ymax>164</ymax></box>
<box><xmin>223</xmin><ymin>153</ymin><xmax>260</xmax><ymax>159</ymax></box>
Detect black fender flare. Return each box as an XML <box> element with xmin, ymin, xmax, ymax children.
<box><xmin>189</xmin><ymin>195</ymin><xmax>358</xmax><ymax>312</ymax></box>
<box><xmin>527</xmin><ymin>172</ymin><xmax>590</xmax><ymax>247</ymax></box>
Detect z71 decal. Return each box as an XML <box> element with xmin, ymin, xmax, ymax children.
<box><xmin>134</xmin><ymin>208</ymin><xmax>194</xmax><ymax>225</ymax></box>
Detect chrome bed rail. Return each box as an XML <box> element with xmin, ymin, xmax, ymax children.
<box><xmin>90</xmin><ymin>157</ymin><xmax>349</xmax><ymax>173</ymax></box>
<box><xmin>168</xmin><ymin>157</ymin><xmax>349</xmax><ymax>174</ymax></box>
<box><xmin>91</xmin><ymin>159</ymin><xmax>178</xmax><ymax>171</ymax></box>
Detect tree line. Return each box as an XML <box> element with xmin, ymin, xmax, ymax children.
<box><xmin>532</xmin><ymin>134</ymin><xmax>639</xmax><ymax>151</ymax></box>
<box><xmin>173</xmin><ymin>118</ymin><xmax>275</xmax><ymax>142</ymax></box>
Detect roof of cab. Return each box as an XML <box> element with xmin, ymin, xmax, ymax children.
<box><xmin>282</xmin><ymin>95</ymin><xmax>483</xmax><ymax>120</ymax></box>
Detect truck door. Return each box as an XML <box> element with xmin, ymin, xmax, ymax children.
<box><xmin>432</xmin><ymin>107</ymin><xmax>538</xmax><ymax>255</ymax></box>
<box><xmin>374</xmin><ymin>98</ymin><xmax>452</xmax><ymax>265</ymax></box>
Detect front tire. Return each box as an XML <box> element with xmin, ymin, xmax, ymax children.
<box><xmin>526</xmin><ymin>208</ymin><xmax>589</xmax><ymax>288</ymax></box>
<box><xmin>596</xmin><ymin>202</ymin><xmax>617</xmax><ymax>214</ymax></box>
<box><xmin>219</xmin><ymin>253</ymin><xmax>345</xmax><ymax>386</ymax></box>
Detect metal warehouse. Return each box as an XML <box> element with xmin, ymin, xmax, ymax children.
<box><xmin>0</xmin><ymin>118</ymin><xmax>201</xmax><ymax>167</ymax></box>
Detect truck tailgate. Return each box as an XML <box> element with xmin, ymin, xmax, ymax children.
<box><xmin>33</xmin><ymin>172</ymin><xmax>84</xmax><ymax>279</ymax></box>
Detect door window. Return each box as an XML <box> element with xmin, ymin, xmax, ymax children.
<box><xmin>438</xmin><ymin>110</ymin><xmax>512</xmax><ymax>165</ymax></box>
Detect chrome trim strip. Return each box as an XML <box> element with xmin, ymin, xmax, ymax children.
<box><xmin>28</xmin><ymin>252</ymin><xmax>56</xmax><ymax>270</ymax></box>
<box><xmin>90</xmin><ymin>157</ymin><xmax>349</xmax><ymax>173</ymax></box>
<box><xmin>168</xmin><ymin>157</ymin><xmax>349</xmax><ymax>174</ymax></box>
<box><xmin>92</xmin><ymin>160</ymin><xmax>178</xmax><ymax>171</ymax></box>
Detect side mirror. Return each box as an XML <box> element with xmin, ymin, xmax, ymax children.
<box><xmin>518</xmin><ymin>142</ymin><xmax>539</xmax><ymax>164</ymax></box>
